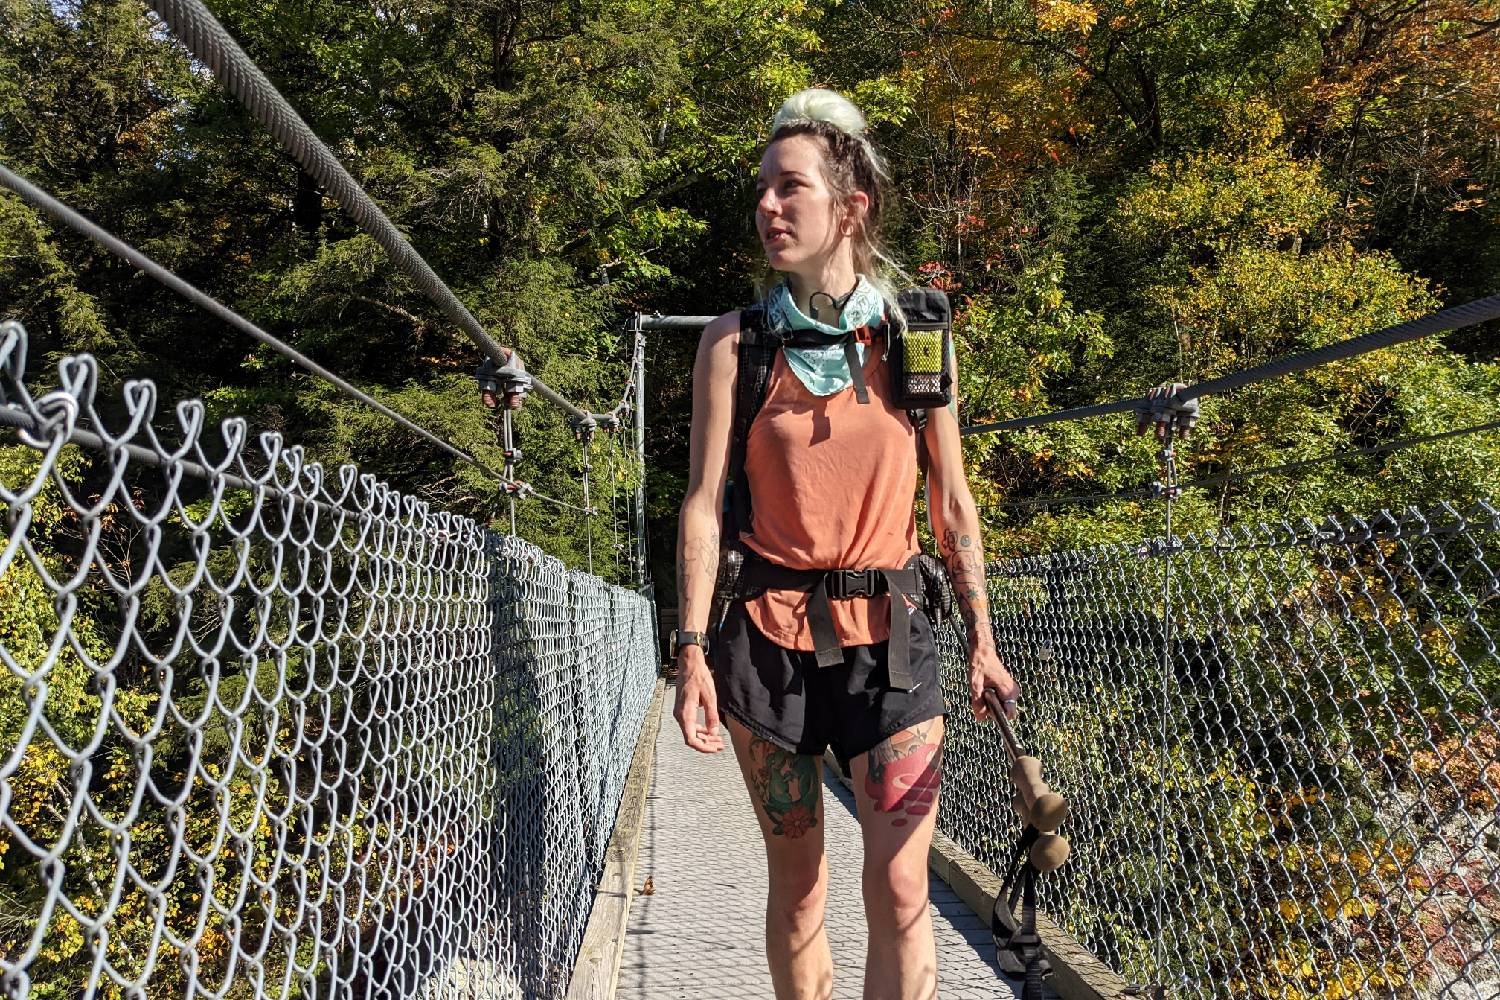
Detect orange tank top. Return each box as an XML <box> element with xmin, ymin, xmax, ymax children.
<box><xmin>740</xmin><ymin>336</ymin><xmax>921</xmax><ymax>650</ymax></box>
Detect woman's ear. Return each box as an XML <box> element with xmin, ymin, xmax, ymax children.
<box><xmin>844</xmin><ymin>190</ymin><xmax>871</xmax><ymax>235</ymax></box>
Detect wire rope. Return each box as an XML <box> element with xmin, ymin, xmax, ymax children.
<box><xmin>581</xmin><ymin>431</ymin><xmax>594</xmax><ymax>574</ymax></box>
<box><xmin>1155</xmin><ymin>431</ymin><xmax>1177</xmax><ymax>1000</ymax></box>
<box><xmin>0</xmin><ymin>162</ymin><xmax>508</xmax><ymax>481</ymax></box>
<box><xmin>980</xmin><ymin>418</ymin><xmax>1500</xmax><ymax>512</ymax></box>
<box><xmin>144</xmin><ymin>0</ymin><xmax>605</xmax><ymax>424</ymax></box>
<box><xmin>961</xmin><ymin>292</ymin><xmax>1500</xmax><ymax>437</ymax></box>
<box><xmin>509</xmin><ymin>481</ymin><xmax>594</xmax><ymax>515</ymax></box>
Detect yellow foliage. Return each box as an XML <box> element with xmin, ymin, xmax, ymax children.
<box><xmin>1035</xmin><ymin>0</ymin><xmax>1099</xmax><ymax>32</ymax></box>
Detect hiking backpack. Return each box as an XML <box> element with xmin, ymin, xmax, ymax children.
<box><xmin>710</xmin><ymin>286</ymin><xmax>956</xmax><ymax>633</ymax></box>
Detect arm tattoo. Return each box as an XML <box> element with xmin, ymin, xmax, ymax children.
<box><xmin>747</xmin><ymin>738</ymin><xmax>820</xmax><ymax>838</ymax></box>
<box><xmin>677</xmin><ymin>525</ymin><xmax>719</xmax><ymax>626</ymax></box>
<box><xmin>938</xmin><ymin>527</ymin><xmax>994</xmax><ymax>653</ymax></box>
<box><xmin>864</xmin><ymin>721</ymin><xmax>942</xmax><ymax>827</ymax></box>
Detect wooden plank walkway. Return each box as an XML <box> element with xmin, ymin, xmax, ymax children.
<box><xmin>618</xmin><ymin>686</ymin><xmax>1048</xmax><ymax>999</ymax></box>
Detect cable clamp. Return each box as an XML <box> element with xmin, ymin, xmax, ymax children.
<box><xmin>1134</xmin><ymin>384</ymin><xmax>1199</xmax><ymax>438</ymax></box>
<box><xmin>475</xmin><ymin>352</ymin><xmax>533</xmax><ymax>409</ymax></box>
<box><xmin>18</xmin><ymin>390</ymin><xmax>80</xmax><ymax>450</ymax></box>
<box><xmin>570</xmin><ymin>414</ymin><xmax>598</xmax><ymax>440</ymax></box>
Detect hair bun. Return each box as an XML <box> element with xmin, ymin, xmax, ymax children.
<box><xmin>772</xmin><ymin>88</ymin><xmax>866</xmax><ymax>137</ymax></box>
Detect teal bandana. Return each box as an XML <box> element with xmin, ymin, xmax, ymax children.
<box><xmin>765</xmin><ymin>276</ymin><xmax>886</xmax><ymax>396</ymax></box>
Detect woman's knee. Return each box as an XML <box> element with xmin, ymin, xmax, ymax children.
<box><xmin>765</xmin><ymin>846</ymin><xmax>827</xmax><ymax>919</ymax></box>
<box><xmin>863</xmin><ymin>858</ymin><xmax>929</xmax><ymax>925</ymax></box>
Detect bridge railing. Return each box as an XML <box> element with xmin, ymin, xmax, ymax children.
<box><xmin>937</xmin><ymin>503</ymin><xmax>1499</xmax><ymax>999</ymax></box>
<box><xmin>0</xmin><ymin>321</ymin><xmax>658</xmax><ymax>1000</ymax></box>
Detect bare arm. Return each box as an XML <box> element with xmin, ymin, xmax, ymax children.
<box><xmin>673</xmin><ymin>311</ymin><xmax>739</xmax><ymax>752</ymax></box>
<box><xmin>922</xmin><ymin>395</ymin><xmax>1020</xmax><ymax>720</ymax></box>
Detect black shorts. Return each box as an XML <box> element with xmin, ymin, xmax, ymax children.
<box><xmin>711</xmin><ymin>599</ymin><xmax>948</xmax><ymax>773</ymax></box>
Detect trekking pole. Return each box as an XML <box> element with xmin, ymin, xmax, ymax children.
<box><xmin>982</xmin><ymin>690</ymin><xmax>1070</xmax><ymax>870</ymax></box>
<box><xmin>982</xmin><ymin>689</ymin><xmax>1071</xmax><ymax>1000</ymax></box>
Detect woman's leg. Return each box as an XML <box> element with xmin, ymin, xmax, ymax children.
<box><xmin>726</xmin><ymin>715</ymin><xmax>834</xmax><ymax>1000</ymax></box>
<box><xmin>849</xmin><ymin>715</ymin><xmax>944</xmax><ymax>1000</ymax></box>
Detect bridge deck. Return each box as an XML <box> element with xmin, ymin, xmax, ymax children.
<box><xmin>619</xmin><ymin>687</ymin><xmax>1046</xmax><ymax>999</ymax></box>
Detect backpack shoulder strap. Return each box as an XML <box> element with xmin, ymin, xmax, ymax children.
<box><xmin>727</xmin><ymin>303</ymin><xmax>781</xmax><ymax>536</ymax></box>
<box><xmin>869</xmin><ymin>294</ymin><xmax>933</xmax><ymax>442</ymax></box>
<box><xmin>885</xmin><ymin>288</ymin><xmax>953</xmax><ymax>472</ymax></box>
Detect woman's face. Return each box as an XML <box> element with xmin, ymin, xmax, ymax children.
<box><xmin>756</xmin><ymin>134</ymin><xmax>848</xmax><ymax>272</ymax></box>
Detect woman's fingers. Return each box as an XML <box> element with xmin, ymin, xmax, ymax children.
<box><xmin>691</xmin><ymin>696</ymin><xmax>725</xmax><ymax>752</ymax></box>
<box><xmin>974</xmin><ymin>688</ymin><xmax>1020</xmax><ymax>721</ymax></box>
<box><xmin>675</xmin><ymin>678</ymin><xmax>724</xmax><ymax>754</ymax></box>
<box><xmin>971</xmin><ymin>663</ymin><xmax>1020</xmax><ymax>722</ymax></box>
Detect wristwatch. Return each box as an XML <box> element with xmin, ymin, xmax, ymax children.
<box><xmin>670</xmin><ymin>630</ymin><xmax>709</xmax><ymax>657</ymax></box>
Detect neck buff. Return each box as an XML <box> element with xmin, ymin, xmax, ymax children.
<box><xmin>765</xmin><ymin>275</ymin><xmax>886</xmax><ymax>396</ymax></box>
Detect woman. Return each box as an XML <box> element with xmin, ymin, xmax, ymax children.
<box><xmin>673</xmin><ymin>88</ymin><xmax>1021</xmax><ymax>1000</ymax></box>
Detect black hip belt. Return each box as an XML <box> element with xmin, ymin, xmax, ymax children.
<box><xmin>737</xmin><ymin>554</ymin><xmax>923</xmax><ymax>691</ymax></box>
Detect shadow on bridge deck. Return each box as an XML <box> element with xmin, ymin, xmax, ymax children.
<box><xmin>617</xmin><ymin>685</ymin><xmax>1053</xmax><ymax>999</ymax></box>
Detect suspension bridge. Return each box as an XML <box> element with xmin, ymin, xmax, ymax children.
<box><xmin>0</xmin><ymin>1</ymin><xmax>1496</xmax><ymax>998</ymax></box>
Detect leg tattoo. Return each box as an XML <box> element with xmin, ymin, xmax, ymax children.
<box><xmin>864</xmin><ymin>722</ymin><xmax>942</xmax><ymax>827</ymax></box>
<box><xmin>748</xmin><ymin>738</ymin><xmax>820</xmax><ymax>838</ymax></box>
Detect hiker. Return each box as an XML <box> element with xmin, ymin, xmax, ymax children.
<box><xmin>671</xmin><ymin>87</ymin><xmax>1021</xmax><ymax>1000</ymax></box>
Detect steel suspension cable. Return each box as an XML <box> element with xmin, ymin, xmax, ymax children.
<box><xmin>143</xmin><ymin>0</ymin><xmax>601</xmax><ymax>424</ymax></box>
<box><xmin>1154</xmin><ymin>432</ymin><xmax>1178</xmax><ymax>999</ymax></box>
<box><xmin>508</xmin><ymin>480</ymin><xmax>594</xmax><ymax>515</ymax></box>
<box><xmin>962</xmin><ymin>292</ymin><xmax>1500</xmax><ymax>437</ymax></box>
<box><xmin>1175</xmin><ymin>295</ymin><xmax>1500</xmax><ymax>404</ymax></box>
<box><xmin>0</xmin><ymin>162</ymin><xmax>506</xmax><ymax>481</ymax></box>
<box><xmin>581</xmin><ymin>434</ymin><xmax>594</xmax><ymax>574</ymax></box>
<box><xmin>980</xmin><ymin>418</ymin><xmax>1500</xmax><ymax>511</ymax></box>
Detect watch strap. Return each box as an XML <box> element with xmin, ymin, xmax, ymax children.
<box><xmin>672</xmin><ymin>630</ymin><xmax>709</xmax><ymax>656</ymax></box>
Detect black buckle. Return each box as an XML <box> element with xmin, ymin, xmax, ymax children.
<box><xmin>826</xmin><ymin>569</ymin><xmax>879</xmax><ymax>600</ymax></box>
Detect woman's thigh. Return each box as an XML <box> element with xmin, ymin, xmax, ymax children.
<box><xmin>848</xmin><ymin>715</ymin><xmax>944</xmax><ymax>863</ymax></box>
<box><xmin>726</xmin><ymin>715</ymin><xmax>826</xmax><ymax>851</ymax></box>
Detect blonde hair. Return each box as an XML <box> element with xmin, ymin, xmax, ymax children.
<box><xmin>760</xmin><ymin>88</ymin><xmax>909</xmax><ymax>310</ymax></box>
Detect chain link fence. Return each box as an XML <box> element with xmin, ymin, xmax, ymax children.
<box><xmin>938</xmin><ymin>502</ymin><xmax>1500</xmax><ymax>999</ymax></box>
<box><xmin>0</xmin><ymin>321</ymin><xmax>659</xmax><ymax>1000</ymax></box>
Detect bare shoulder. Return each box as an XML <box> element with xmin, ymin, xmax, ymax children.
<box><xmin>700</xmin><ymin>309</ymin><xmax>741</xmax><ymax>350</ymax></box>
<box><xmin>694</xmin><ymin>309</ymin><xmax>743</xmax><ymax>376</ymax></box>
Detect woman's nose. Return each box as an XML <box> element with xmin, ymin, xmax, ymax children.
<box><xmin>757</xmin><ymin>187</ymin><xmax>780</xmax><ymax>217</ymax></box>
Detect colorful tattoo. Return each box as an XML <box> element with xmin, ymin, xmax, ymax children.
<box><xmin>747</xmin><ymin>738</ymin><xmax>820</xmax><ymax>838</ymax></box>
<box><xmin>864</xmin><ymin>722</ymin><xmax>943</xmax><ymax>827</ymax></box>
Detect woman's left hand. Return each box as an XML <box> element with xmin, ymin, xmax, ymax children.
<box><xmin>968</xmin><ymin>645</ymin><xmax>1020</xmax><ymax>722</ymax></box>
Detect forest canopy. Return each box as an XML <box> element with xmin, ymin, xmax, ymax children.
<box><xmin>1</xmin><ymin>0</ymin><xmax>1497</xmax><ymax>588</ymax></box>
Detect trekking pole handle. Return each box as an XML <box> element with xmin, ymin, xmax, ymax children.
<box><xmin>982</xmin><ymin>690</ymin><xmax>1071</xmax><ymax>834</ymax></box>
<box><xmin>982</xmin><ymin>688</ymin><xmax>1024</xmax><ymax>760</ymax></box>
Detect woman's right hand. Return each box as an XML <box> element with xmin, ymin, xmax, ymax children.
<box><xmin>673</xmin><ymin>649</ymin><xmax>725</xmax><ymax>753</ymax></box>
<box><xmin>674</xmin><ymin>313</ymin><xmax>737</xmax><ymax>756</ymax></box>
